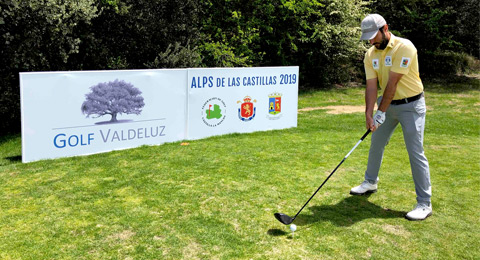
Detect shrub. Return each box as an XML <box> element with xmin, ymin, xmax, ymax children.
<box><xmin>420</xmin><ymin>51</ymin><xmax>479</xmax><ymax>77</ymax></box>
<box><xmin>0</xmin><ymin>0</ymin><xmax>98</xmax><ymax>134</ymax></box>
<box><xmin>146</xmin><ymin>42</ymin><xmax>203</xmax><ymax>69</ymax></box>
<box><xmin>370</xmin><ymin>0</ymin><xmax>480</xmax><ymax>73</ymax></box>
<box><xmin>0</xmin><ymin>0</ymin><xmax>201</xmax><ymax>134</ymax></box>
<box><xmin>199</xmin><ymin>0</ymin><xmax>368</xmax><ymax>88</ymax></box>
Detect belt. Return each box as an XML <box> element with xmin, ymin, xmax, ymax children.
<box><xmin>390</xmin><ymin>92</ymin><xmax>424</xmax><ymax>105</ymax></box>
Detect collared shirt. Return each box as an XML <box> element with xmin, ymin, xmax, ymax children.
<box><xmin>364</xmin><ymin>34</ymin><xmax>423</xmax><ymax>100</ymax></box>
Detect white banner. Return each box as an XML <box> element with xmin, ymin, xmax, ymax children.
<box><xmin>20</xmin><ymin>67</ymin><xmax>298</xmax><ymax>163</ymax></box>
<box><xmin>187</xmin><ymin>67</ymin><xmax>298</xmax><ymax>140</ymax></box>
<box><xmin>20</xmin><ymin>69</ymin><xmax>188</xmax><ymax>163</ymax></box>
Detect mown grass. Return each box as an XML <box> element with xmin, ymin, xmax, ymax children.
<box><xmin>1</xmin><ymin>78</ymin><xmax>479</xmax><ymax>259</ymax></box>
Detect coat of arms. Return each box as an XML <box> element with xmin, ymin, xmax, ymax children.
<box><xmin>238</xmin><ymin>96</ymin><xmax>256</xmax><ymax>121</ymax></box>
<box><xmin>269</xmin><ymin>93</ymin><xmax>282</xmax><ymax>115</ymax></box>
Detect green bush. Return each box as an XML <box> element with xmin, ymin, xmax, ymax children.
<box><xmin>145</xmin><ymin>42</ymin><xmax>203</xmax><ymax>69</ymax></box>
<box><xmin>0</xmin><ymin>0</ymin><xmax>201</xmax><ymax>134</ymax></box>
<box><xmin>81</xmin><ymin>0</ymin><xmax>201</xmax><ymax>70</ymax></box>
<box><xmin>199</xmin><ymin>0</ymin><xmax>368</xmax><ymax>88</ymax></box>
<box><xmin>0</xmin><ymin>0</ymin><xmax>98</xmax><ymax>134</ymax></box>
<box><xmin>0</xmin><ymin>74</ymin><xmax>19</xmax><ymax>134</ymax></box>
<box><xmin>421</xmin><ymin>51</ymin><xmax>480</xmax><ymax>77</ymax></box>
<box><xmin>2</xmin><ymin>0</ymin><xmax>478</xmax><ymax>135</ymax></box>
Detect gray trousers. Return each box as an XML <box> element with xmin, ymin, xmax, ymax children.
<box><xmin>365</xmin><ymin>96</ymin><xmax>431</xmax><ymax>205</ymax></box>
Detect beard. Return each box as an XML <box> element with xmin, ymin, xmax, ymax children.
<box><xmin>375</xmin><ymin>31</ymin><xmax>389</xmax><ymax>50</ymax></box>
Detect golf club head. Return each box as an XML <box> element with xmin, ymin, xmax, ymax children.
<box><xmin>274</xmin><ymin>213</ymin><xmax>294</xmax><ymax>225</ymax></box>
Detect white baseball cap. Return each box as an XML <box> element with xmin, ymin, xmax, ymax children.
<box><xmin>360</xmin><ymin>14</ymin><xmax>386</xmax><ymax>40</ymax></box>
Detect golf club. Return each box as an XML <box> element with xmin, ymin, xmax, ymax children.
<box><xmin>274</xmin><ymin>129</ymin><xmax>371</xmax><ymax>225</ymax></box>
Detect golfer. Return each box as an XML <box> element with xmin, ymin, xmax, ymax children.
<box><xmin>350</xmin><ymin>14</ymin><xmax>432</xmax><ymax>221</ymax></box>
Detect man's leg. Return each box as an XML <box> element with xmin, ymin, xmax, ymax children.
<box><xmin>398</xmin><ymin>98</ymin><xmax>431</xmax><ymax>205</ymax></box>
<box><xmin>364</xmin><ymin>108</ymin><xmax>399</xmax><ymax>184</ymax></box>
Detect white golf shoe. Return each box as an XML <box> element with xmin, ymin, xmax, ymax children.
<box><xmin>405</xmin><ymin>203</ymin><xmax>432</xmax><ymax>221</ymax></box>
<box><xmin>350</xmin><ymin>181</ymin><xmax>377</xmax><ymax>195</ymax></box>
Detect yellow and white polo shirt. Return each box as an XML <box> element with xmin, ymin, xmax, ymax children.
<box><xmin>364</xmin><ymin>34</ymin><xmax>423</xmax><ymax>100</ymax></box>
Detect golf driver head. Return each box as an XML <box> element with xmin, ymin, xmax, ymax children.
<box><xmin>274</xmin><ymin>213</ymin><xmax>294</xmax><ymax>225</ymax></box>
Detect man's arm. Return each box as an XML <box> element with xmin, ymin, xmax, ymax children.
<box><xmin>377</xmin><ymin>71</ymin><xmax>404</xmax><ymax>112</ymax></box>
<box><xmin>365</xmin><ymin>78</ymin><xmax>378</xmax><ymax>131</ymax></box>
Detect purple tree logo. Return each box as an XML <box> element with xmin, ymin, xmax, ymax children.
<box><xmin>81</xmin><ymin>79</ymin><xmax>145</xmax><ymax>123</ymax></box>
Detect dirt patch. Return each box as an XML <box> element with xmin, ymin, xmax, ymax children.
<box><xmin>299</xmin><ymin>105</ymin><xmax>376</xmax><ymax>114</ymax></box>
<box><xmin>108</xmin><ymin>230</ymin><xmax>136</xmax><ymax>241</ymax></box>
<box><xmin>183</xmin><ymin>240</ymin><xmax>203</xmax><ymax>259</ymax></box>
<box><xmin>382</xmin><ymin>224</ymin><xmax>411</xmax><ymax>238</ymax></box>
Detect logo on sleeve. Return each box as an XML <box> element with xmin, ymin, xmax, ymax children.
<box><xmin>372</xmin><ymin>59</ymin><xmax>379</xmax><ymax>70</ymax></box>
<box><xmin>400</xmin><ymin>57</ymin><xmax>411</xmax><ymax>68</ymax></box>
<box><xmin>385</xmin><ymin>56</ymin><xmax>392</xmax><ymax>67</ymax></box>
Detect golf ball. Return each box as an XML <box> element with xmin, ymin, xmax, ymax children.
<box><xmin>290</xmin><ymin>224</ymin><xmax>297</xmax><ymax>232</ymax></box>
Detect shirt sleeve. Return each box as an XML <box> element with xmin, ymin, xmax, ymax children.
<box><xmin>391</xmin><ymin>43</ymin><xmax>417</xmax><ymax>75</ymax></box>
<box><xmin>364</xmin><ymin>52</ymin><xmax>377</xmax><ymax>80</ymax></box>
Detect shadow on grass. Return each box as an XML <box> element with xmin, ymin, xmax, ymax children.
<box><xmin>268</xmin><ymin>195</ymin><xmax>406</xmax><ymax>237</ymax></box>
<box><xmin>0</xmin><ymin>155</ymin><xmax>22</xmax><ymax>166</ymax></box>
<box><xmin>5</xmin><ymin>155</ymin><xmax>22</xmax><ymax>162</ymax></box>
<box><xmin>267</xmin><ymin>229</ymin><xmax>288</xmax><ymax>237</ymax></box>
<box><xmin>292</xmin><ymin>195</ymin><xmax>406</xmax><ymax>227</ymax></box>
<box><xmin>0</xmin><ymin>133</ymin><xmax>20</xmax><ymax>146</ymax></box>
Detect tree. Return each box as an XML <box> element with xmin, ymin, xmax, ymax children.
<box><xmin>370</xmin><ymin>0</ymin><xmax>479</xmax><ymax>76</ymax></box>
<box><xmin>0</xmin><ymin>0</ymin><xmax>98</xmax><ymax>134</ymax></box>
<box><xmin>81</xmin><ymin>79</ymin><xmax>145</xmax><ymax>122</ymax></box>
<box><xmin>84</xmin><ymin>0</ymin><xmax>202</xmax><ymax>70</ymax></box>
<box><xmin>0</xmin><ymin>0</ymin><xmax>201</xmax><ymax>133</ymax></box>
<box><xmin>199</xmin><ymin>0</ymin><xmax>368</xmax><ymax>88</ymax></box>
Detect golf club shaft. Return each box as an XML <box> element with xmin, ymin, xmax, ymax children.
<box><xmin>291</xmin><ymin>129</ymin><xmax>371</xmax><ymax>221</ymax></box>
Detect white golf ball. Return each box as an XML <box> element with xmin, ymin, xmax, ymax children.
<box><xmin>290</xmin><ymin>224</ymin><xmax>297</xmax><ymax>232</ymax></box>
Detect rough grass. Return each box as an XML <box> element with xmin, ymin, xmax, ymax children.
<box><xmin>1</xmin><ymin>79</ymin><xmax>479</xmax><ymax>259</ymax></box>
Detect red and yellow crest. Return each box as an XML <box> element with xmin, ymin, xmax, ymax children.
<box><xmin>238</xmin><ymin>96</ymin><xmax>257</xmax><ymax>121</ymax></box>
<box><xmin>269</xmin><ymin>93</ymin><xmax>282</xmax><ymax>115</ymax></box>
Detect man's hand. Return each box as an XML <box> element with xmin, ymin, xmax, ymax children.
<box><xmin>366</xmin><ymin>114</ymin><xmax>375</xmax><ymax>131</ymax></box>
<box><xmin>373</xmin><ymin>110</ymin><xmax>386</xmax><ymax>130</ymax></box>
